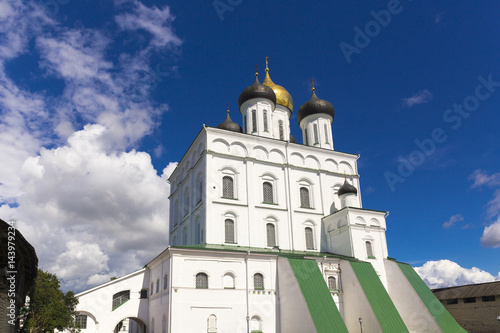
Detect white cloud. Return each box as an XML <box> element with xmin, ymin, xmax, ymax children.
<box><xmin>115</xmin><ymin>0</ymin><xmax>182</xmax><ymax>50</ymax></box>
<box><xmin>414</xmin><ymin>260</ymin><xmax>498</xmax><ymax>289</ymax></box>
<box><xmin>442</xmin><ymin>214</ymin><xmax>464</xmax><ymax>229</ymax></box>
<box><xmin>401</xmin><ymin>89</ymin><xmax>433</xmax><ymax>108</ymax></box>
<box><xmin>469</xmin><ymin>169</ymin><xmax>500</xmax><ymax>188</ymax></box>
<box><xmin>0</xmin><ymin>0</ymin><xmax>182</xmax><ymax>291</ymax></box>
<box><xmin>481</xmin><ymin>215</ymin><xmax>500</xmax><ymax>248</ymax></box>
<box><xmin>469</xmin><ymin>170</ymin><xmax>500</xmax><ymax>247</ymax></box>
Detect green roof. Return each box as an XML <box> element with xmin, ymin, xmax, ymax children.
<box><xmin>288</xmin><ymin>258</ymin><xmax>349</xmax><ymax>333</ymax></box>
<box><xmin>350</xmin><ymin>262</ymin><xmax>409</xmax><ymax>333</ymax></box>
<box><xmin>397</xmin><ymin>262</ymin><xmax>467</xmax><ymax>333</ymax></box>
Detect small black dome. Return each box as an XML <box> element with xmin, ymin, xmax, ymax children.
<box><xmin>289</xmin><ymin>134</ymin><xmax>297</xmax><ymax>143</ymax></box>
<box><xmin>238</xmin><ymin>75</ymin><xmax>276</xmax><ymax>108</ymax></box>
<box><xmin>297</xmin><ymin>90</ymin><xmax>335</xmax><ymax>125</ymax></box>
<box><xmin>217</xmin><ymin>112</ymin><xmax>242</xmax><ymax>133</ymax></box>
<box><xmin>338</xmin><ymin>179</ymin><xmax>358</xmax><ymax>196</ymax></box>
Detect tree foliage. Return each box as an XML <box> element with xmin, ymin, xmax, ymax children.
<box><xmin>22</xmin><ymin>269</ymin><xmax>80</xmax><ymax>333</ymax></box>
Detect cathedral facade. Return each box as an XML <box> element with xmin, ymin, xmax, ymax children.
<box><xmin>73</xmin><ymin>64</ymin><xmax>465</xmax><ymax>333</ymax></box>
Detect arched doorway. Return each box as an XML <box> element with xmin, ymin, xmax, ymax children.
<box><xmin>113</xmin><ymin>317</ymin><xmax>146</xmax><ymax>333</ymax></box>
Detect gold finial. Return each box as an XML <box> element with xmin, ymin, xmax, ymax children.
<box><xmin>311</xmin><ymin>78</ymin><xmax>315</xmax><ymax>92</ymax></box>
<box><xmin>226</xmin><ymin>103</ymin><xmax>230</xmax><ymax>114</ymax></box>
<box><xmin>265</xmin><ymin>57</ymin><xmax>269</xmax><ymax>73</ymax></box>
<box><xmin>255</xmin><ymin>64</ymin><xmax>258</xmax><ymax>77</ymax></box>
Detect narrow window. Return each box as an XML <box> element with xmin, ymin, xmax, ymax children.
<box><xmin>300</xmin><ymin>187</ymin><xmax>310</xmax><ymax>208</ymax></box>
<box><xmin>254</xmin><ymin>273</ymin><xmax>264</xmax><ymax>289</ymax></box>
<box><xmin>197</xmin><ymin>179</ymin><xmax>203</xmax><ymax>203</ymax></box>
<box><xmin>163</xmin><ymin>274</ymin><xmax>168</xmax><ymax>290</ymax></box>
<box><xmin>445</xmin><ymin>298</ymin><xmax>458</xmax><ymax>305</ymax></box>
<box><xmin>207</xmin><ymin>314</ymin><xmax>217</xmax><ymax>333</ymax></box>
<box><xmin>250</xmin><ymin>316</ymin><xmax>261</xmax><ymax>332</ymax></box>
<box><xmin>222</xmin><ymin>176</ymin><xmax>234</xmax><ymax>198</ymax></box>
<box><xmin>151</xmin><ymin>319</ymin><xmax>155</xmax><ymax>333</ymax></box>
<box><xmin>182</xmin><ymin>227</ymin><xmax>188</xmax><ymax>245</ymax></box>
<box><xmin>266</xmin><ymin>223</ymin><xmax>276</xmax><ymax>247</ymax></box>
<box><xmin>183</xmin><ymin>190</ymin><xmax>189</xmax><ymax>216</ymax></box>
<box><xmin>263</xmin><ymin>181</ymin><xmax>274</xmax><ymax>203</ymax></box>
<box><xmin>304</xmin><ymin>128</ymin><xmax>309</xmax><ymax>145</ymax></box>
<box><xmin>196</xmin><ymin>273</ymin><xmax>208</xmax><ymax>289</ymax></box>
<box><xmin>324</xmin><ymin>124</ymin><xmax>329</xmax><ymax>143</ymax></box>
<box><xmin>150</xmin><ymin>283</ymin><xmax>154</xmax><ymax>295</ymax></box>
<box><xmin>252</xmin><ymin>110</ymin><xmax>257</xmax><ymax>132</ymax></box>
<box><xmin>313</xmin><ymin>124</ymin><xmax>319</xmax><ymax>143</ymax></box>
<box><xmin>305</xmin><ymin>227</ymin><xmax>314</xmax><ymax>250</ymax></box>
<box><xmin>225</xmin><ymin>219</ymin><xmax>235</xmax><ymax>243</ymax></box>
<box><xmin>328</xmin><ymin>276</ymin><xmax>336</xmax><ymax>290</ymax></box>
<box><xmin>156</xmin><ymin>279</ymin><xmax>159</xmax><ymax>293</ymax></box>
<box><xmin>366</xmin><ymin>241</ymin><xmax>374</xmax><ymax>257</ymax></box>
<box><xmin>482</xmin><ymin>295</ymin><xmax>495</xmax><ymax>302</ymax></box>
<box><xmin>243</xmin><ymin>117</ymin><xmax>246</xmax><ymax>133</ymax></box>
<box><xmin>279</xmin><ymin>120</ymin><xmax>284</xmax><ymax>140</ymax></box>
<box><xmin>263</xmin><ymin>110</ymin><xmax>268</xmax><ymax>131</ymax></box>
<box><xmin>162</xmin><ymin>316</ymin><xmax>167</xmax><ymax>333</ymax></box>
<box><xmin>464</xmin><ymin>297</ymin><xmax>476</xmax><ymax>303</ymax></box>
<box><xmin>76</xmin><ymin>315</ymin><xmax>87</xmax><ymax>329</ymax></box>
<box><xmin>196</xmin><ymin>222</ymin><xmax>201</xmax><ymax>243</ymax></box>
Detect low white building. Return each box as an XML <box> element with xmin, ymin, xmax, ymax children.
<box><xmin>73</xmin><ymin>65</ymin><xmax>466</xmax><ymax>333</ymax></box>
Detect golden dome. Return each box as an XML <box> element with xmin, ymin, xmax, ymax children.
<box><xmin>263</xmin><ymin>67</ymin><xmax>293</xmax><ymax>114</ymax></box>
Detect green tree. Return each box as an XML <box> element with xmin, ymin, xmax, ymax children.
<box><xmin>22</xmin><ymin>269</ymin><xmax>80</xmax><ymax>333</ymax></box>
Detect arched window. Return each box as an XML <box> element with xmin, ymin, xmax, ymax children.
<box><xmin>263</xmin><ymin>181</ymin><xmax>274</xmax><ymax>203</ymax></box>
<box><xmin>305</xmin><ymin>128</ymin><xmax>309</xmax><ymax>145</ymax></box>
<box><xmin>156</xmin><ymin>279</ymin><xmax>159</xmax><ymax>293</ymax></box>
<box><xmin>183</xmin><ymin>189</ymin><xmax>189</xmax><ymax>216</ymax></box>
<box><xmin>324</xmin><ymin>124</ymin><xmax>329</xmax><ymax>143</ymax></box>
<box><xmin>196</xmin><ymin>221</ymin><xmax>201</xmax><ymax>244</ymax></box>
<box><xmin>150</xmin><ymin>283</ymin><xmax>154</xmax><ymax>295</ymax></box>
<box><xmin>225</xmin><ymin>219</ymin><xmax>235</xmax><ymax>243</ymax></box>
<box><xmin>252</xmin><ymin>109</ymin><xmax>257</xmax><ymax>132</ymax></box>
<box><xmin>182</xmin><ymin>227</ymin><xmax>188</xmax><ymax>245</ymax></box>
<box><xmin>197</xmin><ymin>178</ymin><xmax>203</xmax><ymax>203</ymax></box>
<box><xmin>263</xmin><ymin>110</ymin><xmax>268</xmax><ymax>131</ymax></box>
<box><xmin>163</xmin><ymin>274</ymin><xmax>168</xmax><ymax>290</ymax></box>
<box><xmin>196</xmin><ymin>273</ymin><xmax>208</xmax><ymax>289</ymax></box>
<box><xmin>366</xmin><ymin>241</ymin><xmax>374</xmax><ymax>258</ymax></box>
<box><xmin>279</xmin><ymin>120</ymin><xmax>284</xmax><ymax>140</ymax></box>
<box><xmin>162</xmin><ymin>315</ymin><xmax>167</xmax><ymax>333</ymax></box>
<box><xmin>313</xmin><ymin>124</ymin><xmax>319</xmax><ymax>143</ymax></box>
<box><xmin>223</xmin><ymin>273</ymin><xmax>235</xmax><ymax>289</ymax></box>
<box><xmin>305</xmin><ymin>227</ymin><xmax>314</xmax><ymax>250</ymax></box>
<box><xmin>207</xmin><ymin>314</ymin><xmax>217</xmax><ymax>333</ymax></box>
<box><xmin>222</xmin><ymin>176</ymin><xmax>234</xmax><ymax>199</ymax></box>
<box><xmin>250</xmin><ymin>316</ymin><xmax>262</xmax><ymax>332</ymax></box>
<box><xmin>328</xmin><ymin>276</ymin><xmax>336</xmax><ymax>290</ymax></box>
<box><xmin>254</xmin><ymin>273</ymin><xmax>264</xmax><ymax>289</ymax></box>
<box><xmin>151</xmin><ymin>318</ymin><xmax>155</xmax><ymax>333</ymax></box>
<box><xmin>300</xmin><ymin>187</ymin><xmax>310</xmax><ymax>208</ymax></box>
<box><xmin>266</xmin><ymin>223</ymin><xmax>276</xmax><ymax>247</ymax></box>
<box><xmin>112</xmin><ymin>290</ymin><xmax>130</xmax><ymax>310</ymax></box>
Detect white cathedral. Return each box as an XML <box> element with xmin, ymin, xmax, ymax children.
<box><xmin>72</xmin><ymin>63</ymin><xmax>465</xmax><ymax>333</ymax></box>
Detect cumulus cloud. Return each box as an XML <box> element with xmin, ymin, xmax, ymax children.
<box><xmin>0</xmin><ymin>0</ymin><xmax>182</xmax><ymax>291</ymax></box>
<box><xmin>469</xmin><ymin>170</ymin><xmax>500</xmax><ymax>247</ymax></box>
<box><xmin>414</xmin><ymin>260</ymin><xmax>498</xmax><ymax>289</ymax></box>
<box><xmin>442</xmin><ymin>214</ymin><xmax>464</xmax><ymax>229</ymax></box>
<box><xmin>401</xmin><ymin>89</ymin><xmax>433</xmax><ymax>108</ymax></box>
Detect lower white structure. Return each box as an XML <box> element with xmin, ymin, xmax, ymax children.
<box><xmin>73</xmin><ymin>66</ymin><xmax>466</xmax><ymax>333</ymax></box>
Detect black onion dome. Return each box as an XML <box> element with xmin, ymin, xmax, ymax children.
<box><xmin>289</xmin><ymin>134</ymin><xmax>297</xmax><ymax>143</ymax></box>
<box><xmin>217</xmin><ymin>112</ymin><xmax>242</xmax><ymax>133</ymax></box>
<box><xmin>238</xmin><ymin>75</ymin><xmax>276</xmax><ymax>108</ymax></box>
<box><xmin>297</xmin><ymin>90</ymin><xmax>335</xmax><ymax>125</ymax></box>
<box><xmin>338</xmin><ymin>179</ymin><xmax>358</xmax><ymax>196</ymax></box>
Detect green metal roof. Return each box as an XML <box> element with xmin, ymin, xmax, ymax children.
<box><xmin>350</xmin><ymin>262</ymin><xmax>409</xmax><ymax>333</ymax></box>
<box><xmin>288</xmin><ymin>258</ymin><xmax>349</xmax><ymax>333</ymax></box>
<box><xmin>397</xmin><ymin>262</ymin><xmax>467</xmax><ymax>333</ymax></box>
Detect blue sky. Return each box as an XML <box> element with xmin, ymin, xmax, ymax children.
<box><xmin>0</xmin><ymin>0</ymin><xmax>499</xmax><ymax>291</ymax></box>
